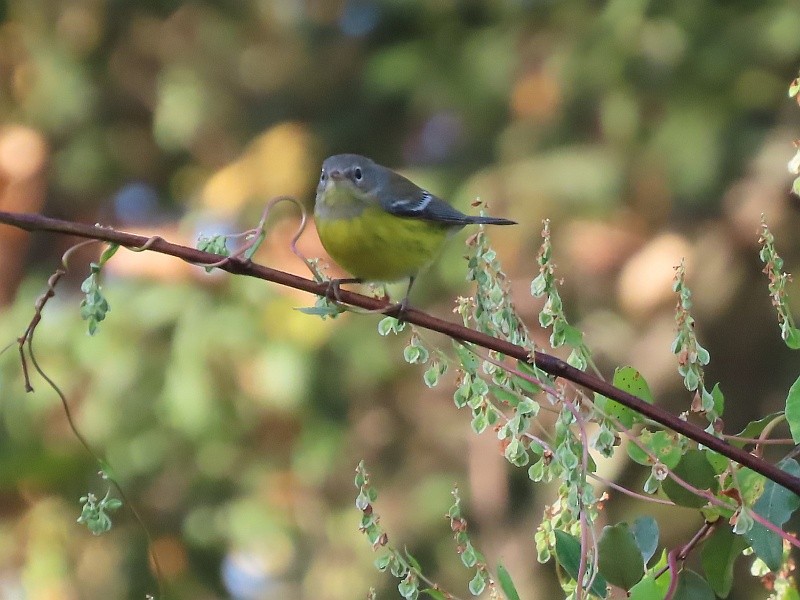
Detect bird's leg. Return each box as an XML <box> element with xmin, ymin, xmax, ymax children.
<box><xmin>386</xmin><ymin>276</ymin><xmax>416</xmax><ymax>322</ymax></box>
<box><xmin>325</xmin><ymin>277</ymin><xmax>362</xmax><ymax>304</ymax></box>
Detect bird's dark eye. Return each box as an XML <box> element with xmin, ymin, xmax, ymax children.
<box><xmin>354</xmin><ymin>167</ymin><xmax>363</xmax><ymax>181</ymax></box>
<box><xmin>320</xmin><ymin>169</ymin><xmax>327</xmax><ymax>181</ymax></box>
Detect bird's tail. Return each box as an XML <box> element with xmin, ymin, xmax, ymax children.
<box><xmin>465</xmin><ymin>215</ymin><xmax>517</xmax><ymax>226</ymax></box>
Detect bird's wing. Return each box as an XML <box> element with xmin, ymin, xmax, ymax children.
<box><xmin>378</xmin><ymin>171</ymin><xmax>469</xmax><ymax>225</ymax></box>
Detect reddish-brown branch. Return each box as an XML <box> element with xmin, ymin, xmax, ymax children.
<box><xmin>2</xmin><ymin>209</ymin><xmax>800</xmax><ymax>498</ymax></box>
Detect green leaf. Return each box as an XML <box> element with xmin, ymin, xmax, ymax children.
<box><xmin>673</xmin><ymin>569</ymin><xmax>715</xmax><ymax>600</ymax></box>
<box><xmin>496</xmin><ymin>564</ymin><xmax>521</xmax><ymax>600</ymax></box>
<box><xmin>79</xmin><ymin>270</ymin><xmax>112</xmax><ymax>335</ymax></box>
<box><xmin>701</xmin><ymin>525</ymin><xmax>747</xmax><ymax>598</ymax></box>
<box><xmin>628</xmin><ymin>550</ymin><xmax>671</xmax><ymax>600</ymax></box>
<box><xmin>550</xmin><ymin>319</ymin><xmax>566</xmax><ymax>347</ymax></box>
<box><xmin>103</xmin><ymin>498</ymin><xmax>123</xmax><ymax>511</ymax></box>
<box><xmin>732</xmin><ymin>507</ymin><xmax>753</xmax><ymax>536</ymax></box>
<box><xmin>593</xmin><ymin>392</ymin><xmax>632</xmax><ymax>430</ymax></box>
<box><xmin>785</xmin><ymin>375</ymin><xmax>800</xmax><ymax>443</ymax></box>
<box><xmin>378</xmin><ymin>316</ymin><xmax>405</xmax><ymax>335</ymax></box>
<box><xmin>514</xmin><ymin>360</ymin><xmax>551</xmax><ymax>392</ymax></box>
<box><xmin>471</xmin><ymin>412</ymin><xmax>488</xmax><ymax>434</ymax></box>
<box><xmin>562</xmin><ymin>323</ymin><xmax>584</xmax><ymax>347</ymax></box>
<box><xmin>733</xmin><ymin>468</ymin><xmax>765</xmax><ymax>509</ymax></box>
<box><xmin>704</xmin><ymin>450</ymin><xmax>728</xmax><ymax>475</ymax></box>
<box><xmin>398</xmin><ymin>573</ymin><xmax>419</xmax><ymax>599</ymax></box>
<box><xmin>423</xmin><ymin>364</ymin><xmax>440</xmax><ymax>388</ymax></box>
<box><xmin>510</xmin><ymin>373</ymin><xmax>542</xmax><ymax>395</ymax></box>
<box><xmin>504</xmin><ymin>437</ymin><xmax>529</xmax><ymax>467</ymax></box>
<box><xmin>517</xmin><ymin>397</ymin><xmax>537</xmax><ymax>416</ymax></box>
<box><xmin>404</xmin><ymin>344</ymin><xmax>421</xmax><ymax>364</ymax></box>
<box><xmin>553</xmin><ymin>530</ymin><xmax>608</xmax><ymax>598</ymax></box>
<box><xmin>374</xmin><ymin>554</ymin><xmax>392</xmax><ymax>572</ymax></box>
<box><xmin>596</xmin><ymin>367</ymin><xmax>654</xmax><ymax>429</ymax></box>
<box><xmin>631</xmin><ymin>516</ymin><xmax>659</xmax><ymax>565</ymax></box>
<box><xmin>784</xmin><ymin>326</ymin><xmax>800</xmax><ymax>349</ymax></box>
<box><xmin>566</xmin><ymin>348</ymin><xmax>588</xmax><ymax>370</ymax></box>
<box><xmin>530</xmin><ymin>273</ymin><xmax>546</xmax><ymax>296</ymax></box>
<box><xmin>470</xmin><ymin>377</ymin><xmax>489</xmax><ymax>399</ymax></box>
<box><xmin>590</xmin><ymin>423</ymin><xmax>615</xmax><ymax>459</ymax></box>
<box><xmin>404</xmin><ymin>549</ymin><xmax>423</xmax><ymax>573</ymax></box>
<box><xmin>747</xmin><ymin>458</ymin><xmax>800</xmax><ymax>571</ymax></box>
<box><xmin>414</xmin><ymin>343</ymin><xmax>429</xmax><ymax>364</ymax></box>
<box><xmin>196</xmin><ymin>234</ymin><xmax>228</xmax><ymax>256</ymax></box>
<box><xmin>630</xmin><ymin>551</ymin><xmax>671</xmax><ymax>599</ymax></box>
<box><xmin>295</xmin><ymin>304</ymin><xmax>344</xmax><ymax>317</ymax></box>
<box><xmin>729</xmin><ymin>412</ymin><xmax>784</xmax><ymax>448</ymax></box>
<box><xmin>489</xmin><ymin>384</ymin><xmax>521</xmax><ymax>408</ymax></box>
<box><xmin>355</xmin><ymin>490</ymin><xmax>371</xmax><ymax>511</ymax></box>
<box><xmin>683</xmin><ymin>367</ymin><xmax>700</xmax><ymax>392</ymax></box>
<box><xmin>454</xmin><ymin>343</ymin><xmax>480</xmax><ymax>372</ymax></box>
<box><xmin>613</xmin><ymin>367</ymin><xmax>653</xmax><ymax>404</ymax></box>
<box><xmin>421</xmin><ymin>589</ymin><xmax>447</xmax><ymax>600</ymax></box>
<box><xmin>468</xmin><ymin>571</ymin><xmax>487</xmax><ymax>596</ymax></box>
<box><xmin>196</xmin><ymin>234</ymin><xmax>230</xmax><ymax>271</ymax></box>
<box><xmin>354</xmin><ymin>467</ymin><xmax>366</xmax><ymax>489</ymax></box>
<box><xmin>695</xmin><ymin>343</ymin><xmax>710</xmax><ymax>365</ymax></box>
<box><xmin>709</xmin><ymin>383</ymin><xmax>724</xmax><ymax>416</ymax></box>
<box><xmin>660</xmin><ymin>449</ymin><xmax>719</xmax><ymax>508</ymax></box>
<box><xmin>461</xmin><ymin>544</ymin><xmax>477</xmax><ymax>568</ymax></box>
<box><xmin>77</xmin><ymin>492</ymin><xmax>121</xmax><ymax>536</ymax></box>
<box><xmin>390</xmin><ymin>556</ymin><xmax>407</xmax><ymax>578</ymax></box>
<box><xmin>528</xmin><ymin>458</ymin><xmax>546</xmax><ymax>482</ymax></box>
<box><xmin>243</xmin><ymin>230</ymin><xmax>266</xmax><ymax>260</ymax></box>
<box><xmin>626</xmin><ymin>429</ymin><xmax>682</xmax><ymax>469</ymax></box>
<box><xmin>597</xmin><ymin>523</ymin><xmax>644</xmax><ymax>590</ymax></box>
<box><xmin>454</xmin><ymin>382</ymin><xmax>471</xmax><ymax>408</ymax></box>
<box><xmin>629</xmin><ymin>573</ymin><xmax>669</xmax><ymax>600</ymax></box>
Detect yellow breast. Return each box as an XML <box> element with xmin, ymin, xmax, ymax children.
<box><xmin>316</xmin><ymin>206</ymin><xmax>451</xmax><ymax>281</ymax></box>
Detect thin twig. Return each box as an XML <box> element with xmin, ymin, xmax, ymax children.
<box><xmin>12</xmin><ymin>238</ymin><xmax>166</xmax><ymax>597</ymax></box>
<box><xmin>725</xmin><ymin>436</ymin><xmax>794</xmax><ymax>446</ymax></box>
<box><xmin>659</xmin><ymin>522</ymin><xmax>715</xmax><ymax>600</ymax></box>
<box><xmin>586</xmin><ymin>473</ymin><xmax>674</xmax><ymax>505</ymax></box>
<box><xmin>26</xmin><ymin>314</ymin><xmax>165</xmax><ymax>599</ymax></box>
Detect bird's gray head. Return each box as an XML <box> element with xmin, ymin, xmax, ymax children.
<box><xmin>317</xmin><ymin>154</ymin><xmax>384</xmax><ymax>198</ymax></box>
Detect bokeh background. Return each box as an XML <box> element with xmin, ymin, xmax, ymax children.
<box><xmin>1</xmin><ymin>1</ymin><xmax>800</xmax><ymax>598</ymax></box>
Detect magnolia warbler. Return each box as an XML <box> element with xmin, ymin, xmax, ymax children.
<box><xmin>314</xmin><ymin>154</ymin><xmax>516</xmax><ymax>310</ymax></box>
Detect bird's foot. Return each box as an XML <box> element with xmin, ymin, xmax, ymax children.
<box><xmin>324</xmin><ymin>278</ymin><xmax>362</xmax><ymax>304</ymax></box>
<box><xmin>383</xmin><ymin>296</ymin><xmax>411</xmax><ymax>322</ymax></box>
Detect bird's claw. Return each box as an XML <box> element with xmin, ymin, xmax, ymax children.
<box><xmin>384</xmin><ymin>296</ymin><xmax>411</xmax><ymax>322</ymax></box>
<box><xmin>323</xmin><ymin>278</ymin><xmax>362</xmax><ymax>305</ymax></box>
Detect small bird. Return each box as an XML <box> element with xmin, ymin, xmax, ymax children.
<box><xmin>314</xmin><ymin>154</ymin><xmax>516</xmax><ymax>311</ymax></box>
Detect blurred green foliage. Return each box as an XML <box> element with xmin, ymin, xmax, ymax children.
<box><xmin>1</xmin><ymin>0</ymin><xmax>800</xmax><ymax>598</ymax></box>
